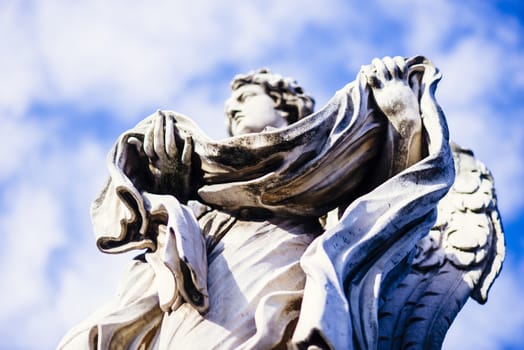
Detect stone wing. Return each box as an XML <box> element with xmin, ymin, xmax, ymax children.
<box><xmin>377</xmin><ymin>143</ymin><xmax>505</xmax><ymax>350</ymax></box>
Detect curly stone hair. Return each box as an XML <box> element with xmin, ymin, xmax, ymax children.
<box><xmin>226</xmin><ymin>68</ymin><xmax>315</xmax><ymax>135</ymax></box>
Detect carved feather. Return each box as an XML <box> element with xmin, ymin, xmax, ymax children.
<box><xmin>377</xmin><ymin>143</ymin><xmax>505</xmax><ymax>349</ymax></box>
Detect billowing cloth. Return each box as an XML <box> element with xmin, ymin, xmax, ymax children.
<box><xmin>60</xmin><ymin>56</ymin><xmax>454</xmax><ymax>349</ymax></box>
<box><xmin>293</xmin><ymin>59</ymin><xmax>454</xmax><ymax>347</ymax></box>
<box><xmin>90</xmin><ymin>58</ymin><xmax>386</xmax><ymax>255</ymax></box>
<box><xmin>59</xmin><ymin>211</ymin><xmax>322</xmax><ymax>349</ymax></box>
<box><xmin>293</xmin><ymin>58</ymin><xmax>453</xmax><ymax>348</ymax></box>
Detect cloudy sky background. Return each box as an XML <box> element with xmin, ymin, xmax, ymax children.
<box><xmin>1</xmin><ymin>1</ymin><xmax>523</xmax><ymax>349</ymax></box>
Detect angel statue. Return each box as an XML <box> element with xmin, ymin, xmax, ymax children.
<box><xmin>58</xmin><ymin>56</ymin><xmax>504</xmax><ymax>349</ymax></box>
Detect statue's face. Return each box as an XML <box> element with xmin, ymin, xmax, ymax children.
<box><xmin>226</xmin><ymin>84</ymin><xmax>287</xmax><ymax>136</ymax></box>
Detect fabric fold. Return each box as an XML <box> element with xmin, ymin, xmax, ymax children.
<box><xmin>81</xmin><ymin>56</ymin><xmax>453</xmax><ymax>349</ymax></box>
<box><xmin>292</xmin><ymin>58</ymin><xmax>454</xmax><ymax>349</ymax></box>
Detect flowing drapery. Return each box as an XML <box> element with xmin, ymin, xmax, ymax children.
<box><xmin>64</xmin><ymin>56</ymin><xmax>454</xmax><ymax>349</ymax></box>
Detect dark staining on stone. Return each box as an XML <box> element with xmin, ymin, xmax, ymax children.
<box><xmin>180</xmin><ymin>261</ymin><xmax>205</xmax><ymax>307</ymax></box>
<box><xmin>382</xmin><ymin>100</ymin><xmax>406</xmax><ymax>118</ymax></box>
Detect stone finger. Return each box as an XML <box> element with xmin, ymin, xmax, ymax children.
<box><xmin>165</xmin><ymin>114</ymin><xmax>178</xmax><ymax>160</ymax></box>
<box><xmin>154</xmin><ymin>110</ymin><xmax>167</xmax><ymax>161</ymax></box>
<box><xmin>181</xmin><ymin>135</ymin><xmax>193</xmax><ymax>166</ymax></box>
<box><xmin>372</xmin><ymin>57</ymin><xmax>391</xmax><ymax>81</ymax></box>
<box><xmin>383</xmin><ymin>56</ymin><xmax>400</xmax><ymax>79</ymax></box>
<box><xmin>393</xmin><ymin>56</ymin><xmax>407</xmax><ymax>78</ymax></box>
<box><xmin>144</xmin><ymin>118</ymin><xmax>156</xmax><ymax>160</ymax></box>
<box><xmin>360</xmin><ymin>64</ymin><xmax>373</xmax><ymax>75</ymax></box>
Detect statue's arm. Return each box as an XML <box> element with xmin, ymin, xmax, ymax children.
<box><xmin>362</xmin><ymin>56</ymin><xmax>423</xmax><ymax>178</ymax></box>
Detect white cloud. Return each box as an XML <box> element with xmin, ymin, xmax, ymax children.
<box><xmin>0</xmin><ymin>187</ymin><xmax>65</xmax><ymax>318</ymax></box>
<box><xmin>0</xmin><ymin>128</ymin><xmax>135</xmax><ymax>348</ymax></box>
<box><xmin>435</xmin><ymin>39</ymin><xmax>501</xmax><ymax>106</ymax></box>
<box><xmin>0</xmin><ymin>115</ymin><xmax>45</xmax><ymax>181</ymax></box>
<box><xmin>379</xmin><ymin>0</ymin><xmax>456</xmax><ymax>53</ymax></box>
<box><xmin>168</xmin><ymin>85</ymin><xmax>230</xmax><ymax>140</ymax></box>
<box><xmin>0</xmin><ymin>0</ymin><xmax>348</xmax><ymax>121</ymax></box>
<box><xmin>0</xmin><ymin>2</ymin><xmax>44</xmax><ymax>117</ymax></box>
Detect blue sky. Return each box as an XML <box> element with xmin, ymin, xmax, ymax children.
<box><xmin>1</xmin><ymin>1</ymin><xmax>523</xmax><ymax>349</ymax></box>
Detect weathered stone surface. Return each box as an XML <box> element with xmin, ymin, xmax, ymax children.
<box><xmin>58</xmin><ymin>56</ymin><xmax>504</xmax><ymax>350</ymax></box>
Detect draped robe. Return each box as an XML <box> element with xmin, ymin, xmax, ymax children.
<box><xmin>59</xmin><ymin>56</ymin><xmax>454</xmax><ymax>349</ymax></box>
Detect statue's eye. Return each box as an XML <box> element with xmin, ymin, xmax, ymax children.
<box><xmin>238</xmin><ymin>92</ymin><xmax>257</xmax><ymax>102</ymax></box>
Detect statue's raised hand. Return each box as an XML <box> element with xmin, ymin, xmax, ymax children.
<box><xmin>143</xmin><ymin>110</ymin><xmax>193</xmax><ymax>201</ymax></box>
<box><xmin>362</xmin><ymin>56</ymin><xmax>423</xmax><ymax>175</ymax></box>
<box><xmin>363</xmin><ymin>56</ymin><xmax>421</xmax><ymax>136</ymax></box>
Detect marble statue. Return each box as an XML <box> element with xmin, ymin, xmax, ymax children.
<box><xmin>58</xmin><ymin>56</ymin><xmax>504</xmax><ymax>349</ymax></box>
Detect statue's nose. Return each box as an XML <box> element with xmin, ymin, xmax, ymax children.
<box><xmin>229</xmin><ymin>109</ymin><xmax>242</xmax><ymax>121</ymax></box>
